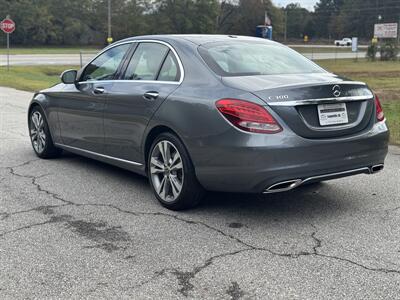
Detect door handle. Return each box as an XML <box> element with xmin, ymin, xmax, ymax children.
<box><xmin>143</xmin><ymin>91</ymin><xmax>159</xmax><ymax>101</ymax></box>
<box><xmin>93</xmin><ymin>87</ymin><xmax>105</xmax><ymax>94</ymax></box>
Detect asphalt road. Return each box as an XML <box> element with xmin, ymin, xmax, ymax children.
<box><xmin>302</xmin><ymin>52</ymin><xmax>367</xmax><ymax>60</ymax></box>
<box><xmin>0</xmin><ymin>54</ymin><xmax>83</xmax><ymax>66</ymax></box>
<box><xmin>1</xmin><ymin>87</ymin><xmax>400</xmax><ymax>299</ymax></box>
<box><xmin>0</xmin><ymin>53</ymin><xmax>94</xmax><ymax>67</ymax></box>
<box><xmin>0</xmin><ymin>51</ymin><xmax>367</xmax><ymax>66</ymax></box>
<box><xmin>289</xmin><ymin>44</ymin><xmax>368</xmax><ymax>48</ymax></box>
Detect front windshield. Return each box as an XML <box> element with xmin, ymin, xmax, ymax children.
<box><xmin>199</xmin><ymin>42</ymin><xmax>325</xmax><ymax>77</ymax></box>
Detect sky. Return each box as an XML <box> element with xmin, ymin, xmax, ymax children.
<box><xmin>272</xmin><ymin>0</ymin><xmax>318</xmax><ymax>11</ymax></box>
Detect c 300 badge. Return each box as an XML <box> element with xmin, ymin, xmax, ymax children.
<box><xmin>268</xmin><ymin>95</ymin><xmax>289</xmax><ymax>101</ymax></box>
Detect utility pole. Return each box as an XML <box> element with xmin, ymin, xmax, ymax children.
<box><xmin>398</xmin><ymin>16</ymin><xmax>400</xmax><ymax>45</ymax></box>
<box><xmin>284</xmin><ymin>9</ymin><xmax>287</xmax><ymax>43</ymax></box>
<box><xmin>107</xmin><ymin>0</ymin><xmax>113</xmax><ymax>44</ymax></box>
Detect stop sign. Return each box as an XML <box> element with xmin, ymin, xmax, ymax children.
<box><xmin>0</xmin><ymin>18</ymin><xmax>15</xmax><ymax>34</ymax></box>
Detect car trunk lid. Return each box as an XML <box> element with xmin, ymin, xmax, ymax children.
<box><xmin>222</xmin><ymin>73</ymin><xmax>375</xmax><ymax>139</ymax></box>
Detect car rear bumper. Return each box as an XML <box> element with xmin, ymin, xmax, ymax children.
<box><xmin>263</xmin><ymin>164</ymin><xmax>383</xmax><ymax>193</ymax></box>
<box><xmin>190</xmin><ymin>121</ymin><xmax>389</xmax><ymax>193</ymax></box>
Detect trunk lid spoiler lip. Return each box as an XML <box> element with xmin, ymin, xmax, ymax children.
<box><xmin>252</xmin><ymin>79</ymin><xmax>368</xmax><ymax>93</ymax></box>
<box><xmin>267</xmin><ymin>94</ymin><xmax>373</xmax><ymax>107</ymax></box>
<box><xmin>250</xmin><ymin>80</ymin><xmax>373</xmax><ymax>107</ymax></box>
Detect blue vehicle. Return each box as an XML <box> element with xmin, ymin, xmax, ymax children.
<box><xmin>256</xmin><ymin>25</ymin><xmax>273</xmax><ymax>40</ymax></box>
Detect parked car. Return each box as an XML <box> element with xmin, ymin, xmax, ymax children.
<box><xmin>335</xmin><ymin>38</ymin><xmax>352</xmax><ymax>46</ymax></box>
<box><xmin>28</xmin><ymin>35</ymin><xmax>389</xmax><ymax>210</ymax></box>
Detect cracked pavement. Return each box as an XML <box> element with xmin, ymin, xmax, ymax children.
<box><xmin>1</xmin><ymin>86</ymin><xmax>400</xmax><ymax>299</ymax></box>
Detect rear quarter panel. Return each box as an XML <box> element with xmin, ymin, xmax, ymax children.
<box><xmin>144</xmin><ymin>38</ymin><xmax>283</xmax><ymax>171</ymax></box>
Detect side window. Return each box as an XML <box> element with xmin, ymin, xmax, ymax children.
<box><xmin>124</xmin><ymin>43</ymin><xmax>169</xmax><ymax>81</ymax></box>
<box><xmin>81</xmin><ymin>44</ymin><xmax>130</xmax><ymax>82</ymax></box>
<box><xmin>158</xmin><ymin>52</ymin><xmax>180</xmax><ymax>82</ymax></box>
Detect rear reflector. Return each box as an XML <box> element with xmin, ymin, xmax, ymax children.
<box><xmin>216</xmin><ymin>99</ymin><xmax>282</xmax><ymax>133</ymax></box>
<box><xmin>374</xmin><ymin>94</ymin><xmax>385</xmax><ymax>122</ymax></box>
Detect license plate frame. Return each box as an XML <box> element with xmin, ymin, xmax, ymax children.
<box><xmin>317</xmin><ymin>103</ymin><xmax>349</xmax><ymax>126</ymax></box>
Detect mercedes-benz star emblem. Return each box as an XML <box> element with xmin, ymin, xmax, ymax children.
<box><xmin>332</xmin><ymin>85</ymin><xmax>341</xmax><ymax>97</ymax></box>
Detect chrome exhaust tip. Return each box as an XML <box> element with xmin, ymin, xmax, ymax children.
<box><xmin>370</xmin><ymin>164</ymin><xmax>384</xmax><ymax>174</ymax></box>
<box><xmin>264</xmin><ymin>179</ymin><xmax>302</xmax><ymax>193</ymax></box>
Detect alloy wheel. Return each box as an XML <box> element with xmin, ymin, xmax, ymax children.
<box><xmin>30</xmin><ymin>111</ymin><xmax>46</xmax><ymax>154</ymax></box>
<box><xmin>150</xmin><ymin>140</ymin><xmax>184</xmax><ymax>202</ymax></box>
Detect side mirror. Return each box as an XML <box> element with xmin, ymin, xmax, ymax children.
<box><xmin>61</xmin><ymin>69</ymin><xmax>78</xmax><ymax>84</ymax></box>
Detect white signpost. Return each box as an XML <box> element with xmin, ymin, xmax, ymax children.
<box><xmin>351</xmin><ymin>37</ymin><xmax>358</xmax><ymax>61</ymax></box>
<box><xmin>0</xmin><ymin>17</ymin><xmax>16</xmax><ymax>71</ymax></box>
<box><xmin>351</xmin><ymin>37</ymin><xmax>358</xmax><ymax>52</ymax></box>
<box><xmin>374</xmin><ymin>23</ymin><xmax>398</xmax><ymax>39</ymax></box>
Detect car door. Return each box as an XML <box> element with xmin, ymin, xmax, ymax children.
<box><xmin>57</xmin><ymin>43</ymin><xmax>132</xmax><ymax>153</ymax></box>
<box><xmin>103</xmin><ymin>41</ymin><xmax>182</xmax><ymax>163</ymax></box>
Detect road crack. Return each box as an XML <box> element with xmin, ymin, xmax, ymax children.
<box><xmin>7</xmin><ymin>159</ymin><xmax>74</xmax><ymax>205</ymax></box>
<box><xmin>260</xmin><ymin>224</ymin><xmax>400</xmax><ymax>276</ymax></box>
<box><xmin>92</xmin><ymin>205</ymin><xmax>400</xmax><ymax>295</ymax></box>
<box><xmin>0</xmin><ymin>205</ymin><xmax>69</xmax><ymax>221</ymax></box>
<box><xmin>4</xmin><ymin>159</ymin><xmax>400</xmax><ymax>297</ymax></box>
<box><xmin>0</xmin><ymin>220</ymin><xmax>55</xmax><ymax>238</ymax></box>
<box><xmin>172</xmin><ymin>249</ymin><xmax>251</xmax><ymax>297</ymax></box>
<box><xmin>226</xmin><ymin>281</ymin><xmax>245</xmax><ymax>300</ymax></box>
<box><xmin>383</xmin><ymin>205</ymin><xmax>400</xmax><ymax>219</ymax></box>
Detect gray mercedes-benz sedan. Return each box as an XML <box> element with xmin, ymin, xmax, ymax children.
<box><xmin>28</xmin><ymin>35</ymin><xmax>389</xmax><ymax>210</ymax></box>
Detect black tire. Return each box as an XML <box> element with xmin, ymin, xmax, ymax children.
<box><xmin>147</xmin><ymin>132</ymin><xmax>205</xmax><ymax>210</ymax></box>
<box><xmin>28</xmin><ymin>106</ymin><xmax>62</xmax><ymax>159</ymax></box>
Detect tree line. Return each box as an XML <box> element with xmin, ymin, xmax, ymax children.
<box><xmin>0</xmin><ymin>0</ymin><xmax>399</xmax><ymax>45</ymax></box>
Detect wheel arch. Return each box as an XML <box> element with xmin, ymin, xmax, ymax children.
<box><xmin>28</xmin><ymin>101</ymin><xmax>43</xmax><ymax>116</ymax></box>
<box><xmin>28</xmin><ymin>98</ymin><xmax>48</xmax><ymax>127</ymax></box>
<box><xmin>143</xmin><ymin>125</ymin><xmax>190</xmax><ymax>173</ymax></box>
<box><xmin>28</xmin><ymin>97</ymin><xmax>57</xmax><ymax>143</ymax></box>
<box><xmin>28</xmin><ymin>93</ymin><xmax>49</xmax><ymax>118</ymax></box>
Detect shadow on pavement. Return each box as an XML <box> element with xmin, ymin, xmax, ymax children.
<box><xmin>59</xmin><ymin>150</ymin><xmax>349</xmax><ymax>220</ymax></box>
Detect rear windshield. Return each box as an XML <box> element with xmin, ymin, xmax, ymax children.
<box><xmin>199</xmin><ymin>41</ymin><xmax>325</xmax><ymax>77</ymax></box>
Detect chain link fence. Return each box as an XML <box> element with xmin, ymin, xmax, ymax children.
<box><xmin>289</xmin><ymin>45</ymin><xmax>368</xmax><ymax>61</ymax></box>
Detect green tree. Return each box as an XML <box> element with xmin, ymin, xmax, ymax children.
<box><xmin>313</xmin><ymin>0</ymin><xmax>344</xmax><ymax>38</ymax></box>
<box><xmin>312</xmin><ymin>0</ymin><xmax>400</xmax><ymax>40</ymax></box>
<box><xmin>193</xmin><ymin>0</ymin><xmax>218</xmax><ymax>33</ymax></box>
<box><xmin>148</xmin><ymin>0</ymin><xmax>218</xmax><ymax>34</ymax></box>
<box><xmin>337</xmin><ymin>0</ymin><xmax>400</xmax><ymax>39</ymax></box>
<box><xmin>284</xmin><ymin>3</ymin><xmax>312</xmax><ymax>39</ymax></box>
<box><xmin>230</xmin><ymin>0</ymin><xmax>282</xmax><ymax>37</ymax></box>
<box><xmin>0</xmin><ymin>0</ymin><xmax>290</xmax><ymax>45</ymax></box>
<box><xmin>216</xmin><ymin>0</ymin><xmax>237</xmax><ymax>33</ymax></box>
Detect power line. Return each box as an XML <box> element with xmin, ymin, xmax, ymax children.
<box><xmin>310</xmin><ymin>5</ymin><xmax>400</xmax><ymax>13</ymax></box>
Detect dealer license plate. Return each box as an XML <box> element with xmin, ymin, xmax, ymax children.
<box><xmin>317</xmin><ymin>103</ymin><xmax>348</xmax><ymax>126</ymax></box>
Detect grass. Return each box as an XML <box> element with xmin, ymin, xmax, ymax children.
<box><xmin>381</xmin><ymin>101</ymin><xmax>400</xmax><ymax>145</ymax></box>
<box><xmin>0</xmin><ymin>47</ymin><xmax>100</xmax><ymax>55</ymax></box>
<box><xmin>0</xmin><ymin>65</ymin><xmax>78</xmax><ymax>92</ymax></box>
<box><xmin>291</xmin><ymin>46</ymin><xmax>357</xmax><ymax>53</ymax></box>
<box><xmin>290</xmin><ymin>45</ymin><xmax>368</xmax><ymax>53</ymax></box>
<box><xmin>316</xmin><ymin>59</ymin><xmax>400</xmax><ymax>145</ymax></box>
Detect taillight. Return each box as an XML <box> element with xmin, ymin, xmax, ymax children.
<box><xmin>216</xmin><ymin>99</ymin><xmax>282</xmax><ymax>134</ymax></box>
<box><xmin>374</xmin><ymin>94</ymin><xmax>385</xmax><ymax>122</ymax></box>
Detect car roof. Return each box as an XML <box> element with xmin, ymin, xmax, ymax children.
<box><xmin>118</xmin><ymin>34</ymin><xmax>278</xmax><ymax>46</ymax></box>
